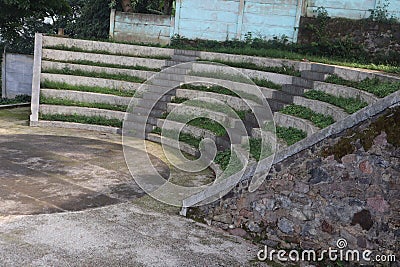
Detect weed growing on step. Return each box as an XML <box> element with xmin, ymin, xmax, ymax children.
<box><xmin>41</xmin><ymin>80</ymin><xmax>136</xmax><ymax>97</ymax></box>
<box><xmin>248</xmin><ymin>137</ymin><xmax>273</xmax><ymax>161</ymax></box>
<box><xmin>325</xmin><ymin>75</ymin><xmax>400</xmax><ymax>97</ymax></box>
<box><xmin>214</xmin><ymin>149</ymin><xmax>243</xmax><ymax>172</ymax></box>
<box><xmin>39</xmin><ymin>113</ymin><xmax>122</xmax><ymax>127</ymax></box>
<box><xmin>276</xmin><ymin>126</ymin><xmax>307</xmax><ymax>145</ymax></box>
<box><xmin>40</xmin><ymin>95</ymin><xmax>128</xmax><ymax>112</ymax></box>
<box><xmin>152</xmin><ymin>127</ymin><xmax>202</xmax><ymax>148</ymax></box>
<box><xmin>251</xmin><ymin>78</ymin><xmax>282</xmax><ymax>90</ymax></box>
<box><xmin>281</xmin><ymin>104</ymin><xmax>335</xmax><ymax>128</ymax></box>
<box><xmin>43</xmin><ymin>58</ymin><xmax>161</xmax><ymax>72</ymax></box>
<box><xmin>304</xmin><ymin>90</ymin><xmax>368</xmax><ymax>113</ymax></box>
<box><xmin>43</xmin><ymin>68</ymin><xmax>146</xmax><ymax>83</ymax></box>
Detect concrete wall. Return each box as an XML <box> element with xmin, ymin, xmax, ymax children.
<box><xmin>1</xmin><ymin>53</ymin><xmax>33</xmax><ymax>98</ymax></box>
<box><xmin>174</xmin><ymin>0</ymin><xmax>303</xmax><ymax>42</ymax></box>
<box><xmin>110</xmin><ymin>10</ymin><xmax>172</xmax><ymax>45</ymax></box>
<box><xmin>306</xmin><ymin>0</ymin><xmax>400</xmax><ymax>19</ymax></box>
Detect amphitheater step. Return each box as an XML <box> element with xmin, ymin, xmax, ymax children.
<box><xmin>281</xmin><ymin>84</ymin><xmax>306</xmax><ymax>96</ymax></box>
<box><xmin>125</xmin><ymin>114</ymin><xmax>158</xmax><ymax>125</ymax></box>
<box><xmin>266</xmin><ymin>98</ymin><xmax>287</xmax><ymax>112</ymax></box>
<box><xmin>135</xmin><ymin>99</ymin><xmax>168</xmax><ymax>110</ymax></box>
<box><xmin>171</xmin><ymin>54</ymin><xmax>198</xmax><ymax>62</ymax></box>
<box><xmin>292</xmin><ymin>77</ymin><xmax>314</xmax><ymax>88</ymax></box>
<box><xmin>311</xmin><ymin>63</ymin><xmax>336</xmax><ymax>74</ymax></box>
<box><xmin>301</xmin><ymin>70</ymin><xmax>329</xmax><ymax>81</ymax></box>
<box><xmin>130</xmin><ymin>106</ymin><xmax>165</xmax><ymax>118</ymax></box>
<box><xmin>174</xmin><ymin>49</ymin><xmax>201</xmax><ymax>57</ymax></box>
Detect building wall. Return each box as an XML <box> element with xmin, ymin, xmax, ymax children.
<box><xmin>1</xmin><ymin>53</ymin><xmax>33</xmax><ymax>98</ymax></box>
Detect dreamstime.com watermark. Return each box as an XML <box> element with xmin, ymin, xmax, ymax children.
<box><xmin>257</xmin><ymin>238</ymin><xmax>397</xmax><ymax>263</ymax></box>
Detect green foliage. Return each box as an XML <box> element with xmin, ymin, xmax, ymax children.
<box><xmin>151</xmin><ymin>127</ymin><xmax>201</xmax><ymax>148</ymax></box>
<box><xmin>248</xmin><ymin>137</ymin><xmax>273</xmax><ymax>161</ymax></box>
<box><xmin>0</xmin><ymin>95</ymin><xmax>31</xmax><ymax>105</ymax></box>
<box><xmin>40</xmin><ymin>95</ymin><xmax>128</xmax><ymax>111</ymax></box>
<box><xmin>251</xmin><ymin>78</ymin><xmax>282</xmax><ymax>90</ymax></box>
<box><xmin>41</xmin><ymin>80</ymin><xmax>136</xmax><ymax>97</ymax></box>
<box><xmin>368</xmin><ymin>0</ymin><xmax>398</xmax><ymax>23</ymax></box>
<box><xmin>304</xmin><ymin>90</ymin><xmax>368</xmax><ymax>114</ymax></box>
<box><xmin>276</xmin><ymin>126</ymin><xmax>307</xmax><ymax>146</ymax></box>
<box><xmin>43</xmin><ymin>67</ymin><xmax>145</xmax><ymax>83</ymax></box>
<box><xmin>281</xmin><ymin>104</ymin><xmax>335</xmax><ymax>128</ymax></box>
<box><xmin>39</xmin><ymin>113</ymin><xmax>122</xmax><ymax>127</ymax></box>
<box><xmin>325</xmin><ymin>75</ymin><xmax>400</xmax><ymax>97</ymax></box>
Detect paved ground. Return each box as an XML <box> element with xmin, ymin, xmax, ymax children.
<box><xmin>0</xmin><ymin>107</ymin><xmax>267</xmax><ymax>266</ymax></box>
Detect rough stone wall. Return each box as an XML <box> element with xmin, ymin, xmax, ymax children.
<box><xmin>190</xmin><ymin>106</ymin><xmax>400</xmax><ymax>263</ymax></box>
<box><xmin>298</xmin><ymin>17</ymin><xmax>400</xmax><ymax>57</ymax></box>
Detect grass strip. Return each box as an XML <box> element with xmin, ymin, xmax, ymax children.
<box><xmin>43</xmin><ymin>58</ymin><xmax>161</xmax><ymax>72</ymax></box>
<box><xmin>43</xmin><ymin>68</ymin><xmax>146</xmax><ymax>83</ymax></box>
<box><xmin>41</xmin><ymin>80</ymin><xmax>135</xmax><ymax>97</ymax></box>
<box><xmin>202</xmin><ymin>59</ymin><xmax>301</xmax><ymax>77</ymax></box>
<box><xmin>247</xmin><ymin>137</ymin><xmax>273</xmax><ymax>161</ymax></box>
<box><xmin>152</xmin><ymin>127</ymin><xmax>201</xmax><ymax>148</ymax></box>
<box><xmin>0</xmin><ymin>95</ymin><xmax>31</xmax><ymax>105</ymax></box>
<box><xmin>304</xmin><ymin>90</ymin><xmax>368</xmax><ymax>114</ymax></box>
<box><xmin>44</xmin><ymin>45</ymin><xmax>171</xmax><ymax>60</ymax></box>
<box><xmin>325</xmin><ymin>75</ymin><xmax>400</xmax><ymax>98</ymax></box>
<box><xmin>280</xmin><ymin>104</ymin><xmax>335</xmax><ymax>128</ymax></box>
<box><xmin>39</xmin><ymin>113</ymin><xmax>122</xmax><ymax>128</ymax></box>
<box><xmin>40</xmin><ymin>95</ymin><xmax>128</xmax><ymax>112</ymax></box>
<box><xmin>276</xmin><ymin>126</ymin><xmax>307</xmax><ymax>146</ymax></box>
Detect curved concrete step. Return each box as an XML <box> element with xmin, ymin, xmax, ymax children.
<box><xmin>40</xmin><ymin>105</ymin><xmax>126</xmax><ymax>120</ymax></box>
<box><xmin>312</xmin><ymin>81</ymin><xmax>378</xmax><ymax>104</ymax></box>
<box><xmin>293</xmin><ymin>96</ymin><xmax>347</xmax><ymax>121</ymax></box>
<box><xmin>41</xmin><ymin>73</ymin><xmax>140</xmax><ymax>92</ymax></box>
<box><xmin>42</xmin><ymin>61</ymin><xmax>156</xmax><ymax>80</ymax></box>
<box><xmin>41</xmin><ymin>89</ymin><xmax>132</xmax><ymax>106</ymax></box>
<box><xmin>251</xmin><ymin>128</ymin><xmax>287</xmax><ymax>151</ymax></box>
<box><xmin>43</xmin><ymin>49</ymin><xmax>165</xmax><ymax>70</ymax></box>
<box><xmin>43</xmin><ymin>35</ymin><xmax>174</xmax><ymax>58</ymax></box>
<box><xmin>273</xmin><ymin>112</ymin><xmax>319</xmax><ymax>136</ymax></box>
<box><xmin>32</xmin><ymin>120</ymin><xmax>121</xmax><ymax>134</ymax></box>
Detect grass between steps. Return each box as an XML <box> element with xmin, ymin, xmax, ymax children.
<box><xmin>247</xmin><ymin>137</ymin><xmax>273</xmax><ymax>161</ymax></box>
<box><xmin>280</xmin><ymin>104</ymin><xmax>335</xmax><ymax>128</ymax></box>
<box><xmin>40</xmin><ymin>95</ymin><xmax>128</xmax><ymax>112</ymax></box>
<box><xmin>151</xmin><ymin>127</ymin><xmax>201</xmax><ymax>148</ymax></box>
<box><xmin>189</xmin><ymin>70</ymin><xmax>282</xmax><ymax>90</ymax></box>
<box><xmin>304</xmin><ymin>90</ymin><xmax>368</xmax><ymax>114</ymax></box>
<box><xmin>41</xmin><ymin>80</ymin><xmax>136</xmax><ymax>97</ymax></box>
<box><xmin>325</xmin><ymin>75</ymin><xmax>400</xmax><ymax>98</ymax></box>
<box><xmin>43</xmin><ymin>68</ymin><xmax>146</xmax><ymax>83</ymax></box>
<box><xmin>39</xmin><ymin>113</ymin><xmax>122</xmax><ymax>127</ymax></box>
<box><xmin>276</xmin><ymin>126</ymin><xmax>307</xmax><ymax>146</ymax></box>
<box><xmin>43</xmin><ymin>58</ymin><xmax>161</xmax><ymax>72</ymax></box>
<box><xmin>214</xmin><ymin>149</ymin><xmax>243</xmax><ymax>174</ymax></box>
<box><xmin>201</xmin><ymin>59</ymin><xmax>301</xmax><ymax>77</ymax></box>
<box><xmin>44</xmin><ymin>45</ymin><xmax>171</xmax><ymax>60</ymax></box>
<box><xmin>0</xmin><ymin>95</ymin><xmax>31</xmax><ymax>105</ymax></box>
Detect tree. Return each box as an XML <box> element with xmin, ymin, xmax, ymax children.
<box><xmin>0</xmin><ymin>0</ymin><xmax>70</xmax><ymax>53</ymax></box>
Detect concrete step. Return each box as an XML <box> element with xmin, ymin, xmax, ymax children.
<box><xmin>281</xmin><ymin>84</ymin><xmax>306</xmax><ymax>96</ymax></box>
<box><xmin>301</xmin><ymin>70</ymin><xmax>329</xmax><ymax>81</ymax></box>
<box><xmin>141</xmin><ymin>84</ymin><xmax>176</xmax><ymax>95</ymax></box>
<box><xmin>161</xmin><ymin>67</ymin><xmax>190</xmax><ymax>75</ymax></box>
<box><xmin>135</xmin><ymin>99</ymin><xmax>168</xmax><ymax>110</ymax></box>
<box><xmin>226</xmin><ymin>128</ymin><xmax>246</xmax><ymax>144</ymax></box>
<box><xmin>310</xmin><ymin>64</ymin><xmax>335</xmax><ymax>74</ymax></box>
<box><xmin>156</xmin><ymin>72</ymin><xmax>187</xmax><ymax>82</ymax></box>
<box><xmin>171</xmin><ymin>54</ymin><xmax>198</xmax><ymax>62</ymax></box>
<box><xmin>174</xmin><ymin>49</ymin><xmax>201</xmax><ymax>57</ymax></box>
<box><xmin>292</xmin><ymin>77</ymin><xmax>314</xmax><ymax>88</ymax></box>
<box><xmin>142</xmin><ymin>93</ymin><xmax>173</xmax><ymax>102</ymax></box>
<box><xmin>266</xmin><ymin>98</ymin><xmax>287</xmax><ymax>112</ymax></box>
<box><xmin>148</xmin><ymin>78</ymin><xmax>183</xmax><ymax>88</ymax></box>
<box><xmin>123</xmin><ymin>121</ymin><xmax>154</xmax><ymax>136</ymax></box>
<box><xmin>125</xmin><ymin>114</ymin><xmax>157</xmax><ymax>125</ymax></box>
<box><xmin>130</xmin><ymin>106</ymin><xmax>165</xmax><ymax>118</ymax></box>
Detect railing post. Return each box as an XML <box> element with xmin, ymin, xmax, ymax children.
<box><xmin>30</xmin><ymin>33</ymin><xmax>43</xmax><ymax>124</ymax></box>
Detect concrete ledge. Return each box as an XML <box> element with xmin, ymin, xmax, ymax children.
<box><xmin>31</xmin><ymin>120</ymin><xmax>121</xmax><ymax>134</ymax></box>
<box><xmin>42</xmin><ymin>49</ymin><xmax>165</xmax><ymax>70</ymax></box>
<box><xmin>175</xmin><ymin>89</ymin><xmax>257</xmax><ymax>111</ymax></box>
<box><xmin>40</xmin><ymin>105</ymin><xmax>126</xmax><ymax>120</ymax></box>
<box><xmin>312</xmin><ymin>81</ymin><xmax>378</xmax><ymax>105</ymax></box>
<box><xmin>274</xmin><ymin>112</ymin><xmax>319</xmax><ymax>136</ymax></box>
<box><xmin>293</xmin><ymin>96</ymin><xmax>348</xmax><ymax>121</ymax></box>
<box><xmin>41</xmin><ymin>89</ymin><xmax>132</xmax><ymax>106</ymax></box>
<box><xmin>41</xmin><ymin>73</ymin><xmax>140</xmax><ymax>91</ymax></box>
<box><xmin>42</xmin><ymin>35</ymin><xmax>174</xmax><ymax>57</ymax></box>
<box><xmin>0</xmin><ymin>103</ymin><xmax>31</xmax><ymax>109</ymax></box>
<box><xmin>42</xmin><ymin>61</ymin><xmax>156</xmax><ymax>80</ymax></box>
<box><xmin>147</xmin><ymin>133</ymin><xmax>199</xmax><ymax>157</ymax></box>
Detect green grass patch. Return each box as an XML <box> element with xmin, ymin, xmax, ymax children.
<box><xmin>325</xmin><ymin>75</ymin><xmax>400</xmax><ymax>98</ymax></box>
<box><xmin>171</xmin><ymin>97</ymin><xmax>189</xmax><ymax>104</ymax></box>
<box><xmin>276</xmin><ymin>126</ymin><xmax>307</xmax><ymax>146</ymax></box>
<box><xmin>43</xmin><ymin>68</ymin><xmax>146</xmax><ymax>83</ymax></box>
<box><xmin>44</xmin><ymin>45</ymin><xmax>171</xmax><ymax>60</ymax></box>
<box><xmin>40</xmin><ymin>95</ymin><xmax>128</xmax><ymax>112</ymax></box>
<box><xmin>280</xmin><ymin>104</ymin><xmax>335</xmax><ymax>128</ymax></box>
<box><xmin>214</xmin><ymin>149</ymin><xmax>243</xmax><ymax>172</ymax></box>
<box><xmin>304</xmin><ymin>90</ymin><xmax>368</xmax><ymax>114</ymax></box>
<box><xmin>0</xmin><ymin>95</ymin><xmax>31</xmax><ymax>105</ymax></box>
<box><xmin>41</xmin><ymin>80</ymin><xmax>135</xmax><ymax>97</ymax></box>
<box><xmin>251</xmin><ymin>78</ymin><xmax>282</xmax><ymax>90</ymax></box>
<box><xmin>248</xmin><ymin>137</ymin><xmax>273</xmax><ymax>161</ymax></box>
<box><xmin>202</xmin><ymin>59</ymin><xmax>301</xmax><ymax>77</ymax></box>
<box><xmin>39</xmin><ymin>113</ymin><xmax>122</xmax><ymax>127</ymax></box>
<box><xmin>152</xmin><ymin>127</ymin><xmax>201</xmax><ymax>148</ymax></box>
<box><xmin>43</xmin><ymin>58</ymin><xmax>161</xmax><ymax>72</ymax></box>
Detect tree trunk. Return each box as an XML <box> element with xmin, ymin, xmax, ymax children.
<box><xmin>121</xmin><ymin>0</ymin><xmax>133</xmax><ymax>12</ymax></box>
